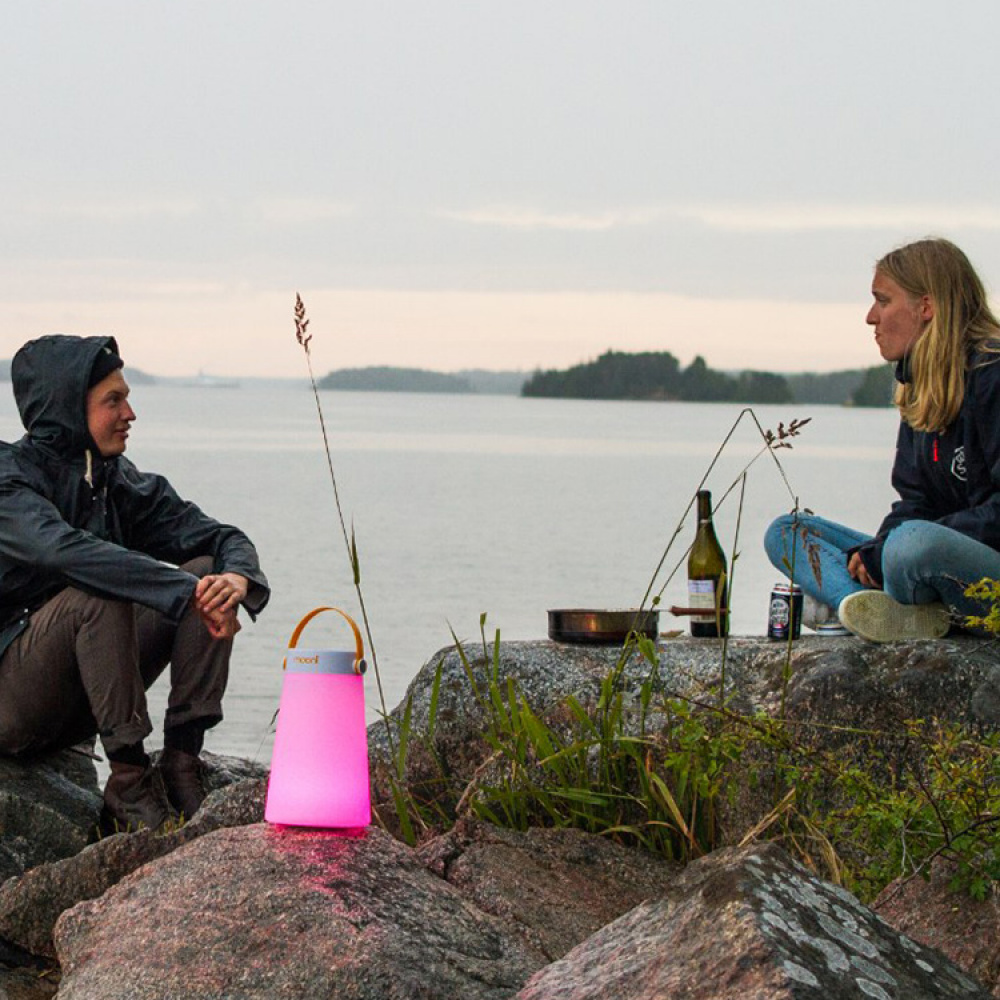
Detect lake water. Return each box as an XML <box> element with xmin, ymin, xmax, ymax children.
<box><xmin>0</xmin><ymin>381</ymin><xmax>901</xmax><ymax>767</ymax></box>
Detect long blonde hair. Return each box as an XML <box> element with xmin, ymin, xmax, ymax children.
<box><xmin>877</xmin><ymin>238</ymin><xmax>1000</xmax><ymax>432</ymax></box>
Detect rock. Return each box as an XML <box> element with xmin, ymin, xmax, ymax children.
<box><xmin>874</xmin><ymin>859</ymin><xmax>1000</xmax><ymax>996</ymax></box>
<box><xmin>417</xmin><ymin>818</ymin><xmax>680</xmax><ymax>961</ymax></box>
<box><xmin>0</xmin><ymin>746</ymin><xmax>100</xmax><ymax>884</ymax></box>
<box><xmin>516</xmin><ymin>842</ymin><xmax>992</xmax><ymax>999</ymax></box>
<box><xmin>0</xmin><ymin>777</ymin><xmax>266</xmax><ymax>960</ymax></box>
<box><xmin>53</xmin><ymin>824</ymin><xmax>543</xmax><ymax>1000</ymax></box>
<box><xmin>369</xmin><ymin>636</ymin><xmax>1000</xmax><ymax>836</ymax></box>
<box><xmin>0</xmin><ymin>965</ymin><xmax>59</xmax><ymax>999</ymax></box>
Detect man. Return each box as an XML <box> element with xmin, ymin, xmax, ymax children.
<box><xmin>0</xmin><ymin>335</ymin><xmax>269</xmax><ymax>831</ymax></box>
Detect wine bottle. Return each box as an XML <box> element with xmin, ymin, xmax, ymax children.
<box><xmin>687</xmin><ymin>490</ymin><xmax>728</xmax><ymax>638</ymax></box>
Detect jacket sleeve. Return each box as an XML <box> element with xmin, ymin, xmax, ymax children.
<box><xmin>114</xmin><ymin>463</ymin><xmax>270</xmax><ymax>616</ymax></box>
<box><xmin>933</xmin><ymin>361</ymin><xmax>1000</xmax><ymax>547</ymax></box>
<box><xmin>848</xmin><ymin>422</ymin><xmax>930</xmax><ymax>587</ymax></box>
<box><xmin>0</xmin><ymin>477</ymin><xmax>198</xmax><ymax>620</ymax></box>
<box><xmin>853</xmin><ymin>360</ymin><xmax>1000</xmax><ymax>585</ymax></box>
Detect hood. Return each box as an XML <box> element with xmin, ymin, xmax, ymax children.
<box><xmin>12</xmin><ymin>335</ymin><xmax>121</xmax><ymax>455</ymax></box>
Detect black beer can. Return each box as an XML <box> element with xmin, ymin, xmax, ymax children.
<box><xmin>768</xmin><ymin>583</ymin><xmax>803</xmax><ymax>641</ymax></box>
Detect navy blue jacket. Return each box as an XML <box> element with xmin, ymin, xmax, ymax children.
<box><xmin>0</xmin><ymin>335</ymin><xmax>269</xmax><ymax>656</ymax></box>
<box><xmin>855</xmin><ymin>351</ymin><xmax>1000</xmax><ymax>585</ymax></box>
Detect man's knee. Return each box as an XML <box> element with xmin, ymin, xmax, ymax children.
<box><xmin>180</xmin><ymin>555</ymin><xmax>214</xmax><ymax>579</ymax></box>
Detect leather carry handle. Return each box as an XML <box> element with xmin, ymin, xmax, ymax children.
<box><xmin>284</xmin><ymin>606</ymin><xmax>366</xmax><ymax>674</ymax></box>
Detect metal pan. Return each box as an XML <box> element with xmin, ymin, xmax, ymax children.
<box><xmin>547</xmin><ymin>608</ymin><xmax>659</xmax><ymax>645</ymax></box>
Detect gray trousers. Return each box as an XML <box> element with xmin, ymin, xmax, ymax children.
<box><xmin>0</xmin><ymin>557</ymin><xmax>232</xmax><ymax>756</ymax></box>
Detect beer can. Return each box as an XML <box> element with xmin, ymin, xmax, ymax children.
<box><xmin>768</xmin><ymin>583</ymin><xmax>803</xmax><ymax>641</ymax></box>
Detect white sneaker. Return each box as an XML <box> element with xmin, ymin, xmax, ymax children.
<box><xmin>837</xmin><ymin>591</ymin><xmax>951</xmax><ymax>643</ymax></box>
<box><xmin>802</xmin><ymin>594</ymin><xmax>848</xmax><ymax>634</ymax></box>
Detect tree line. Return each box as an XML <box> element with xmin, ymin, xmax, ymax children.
<box><xmin>521</xmin><ymin>350</ymin><xmax>896</xmax><ymax>406</ymax></box>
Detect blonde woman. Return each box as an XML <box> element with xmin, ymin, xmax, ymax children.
<box><xmin>764</xmin><ymin>238</ymin><xmax>1000</xmax><ymax>641</ymax></box>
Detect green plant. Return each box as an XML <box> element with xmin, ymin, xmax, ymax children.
<box><xmin>450</xmin><ymin>627</ymin><xmax>746</xmax><ymax>860</ymax></box>
<box><xmin>294</xmin><ymin>295</ymin><xmax>393</xmax><ymax>746</ymax></box>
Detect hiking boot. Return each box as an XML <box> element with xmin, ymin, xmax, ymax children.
<box><xmin>158</xmin><ymin>748</ymin><xmax>208</xmax><ymax>819</ymax></box>
<box><xmin>102</xmin><ymin>762</ymin><xmax>174</xmax><ymax>834</ymax></box>
<box><xmin>837</xmin><ymin>591</ymin><xmax>951</xmax><ymax>643</ymax></box>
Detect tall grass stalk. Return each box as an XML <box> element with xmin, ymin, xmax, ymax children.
<box><xmin>294</xmin><ymin>294</ymin><xmax>393</xmax><ymax>751</ymax></box>
<box><xmin>636</xmin><ymin>408</ymin><xmax>807</xmax><ymax>617</ymax></box>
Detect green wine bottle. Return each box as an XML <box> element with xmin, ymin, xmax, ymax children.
<box><xmin>687</xmin><ymin>490</ymin><xmax>729</xmax><ymax>638</ymax></box>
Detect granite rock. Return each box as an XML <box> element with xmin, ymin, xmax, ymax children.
<box><xmin>874</xmin><ymin>859</ymin><xmax>1000</xmax><ymax>997</ymax></box>
<box><xmin>53</xmin><ymin>824</ymin><xmax>543</xmax><ymax>1000</ymax></box>
<box><xmin>0</xmin><ymin>776</ymin><xmax>266</xmax><ymax>960</ymax></box>
<box><xmin>417</xmin><ymin>818</ymin><xmax>680</xmax><ymax>961</ymax></box>
<box><xmin>0</xmin><ymin>747</ymin><xmax>100</xmax><ymax>884</ymax></box>
<box><xmin>517</xmin><ymin>842</ymin><xmax>992</xmax><ymax>1000</ymax></box>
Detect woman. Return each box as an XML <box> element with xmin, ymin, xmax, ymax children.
<box><xmin>764</xmin><ymin>238</ymin><xmax>1000</xmax><ymax>642</ymax></box>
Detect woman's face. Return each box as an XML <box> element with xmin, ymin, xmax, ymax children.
<box><xmin>866</xmin><ymin>270</ymin><xmax>933</xmax><ymax>363</ymax></box>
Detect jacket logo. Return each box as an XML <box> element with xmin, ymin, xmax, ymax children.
<box><xmin>951</xmin><ymin>445</ymin><xmax>967</xmax><ymax>482</ymax></box>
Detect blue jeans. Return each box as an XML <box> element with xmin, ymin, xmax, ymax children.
<box><xmin>763</xmin><ymin>513</ymin><xmax>1000</xmax><ymax>619</ymax></box>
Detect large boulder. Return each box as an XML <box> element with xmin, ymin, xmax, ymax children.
<box><xmin>0</xmin><ymin>747</ymin><xmax>101</xmax><ymax>883</ymax></box>
<box><xmin>53</xmin><ymin>824</ymin><xmax>543</xmax><ymax>1000</ymax></box>
<box><xmin>49</xmin><ymin>824</ymin><xmax>994</xmax><ymax>999</ymax></box>
<box><xmin>369</xmin><ymin>635</ymin><xmax>1000</xmax><ymax>833</ymax></box>
<box><xmin>516</xmin><ymin>842</ymin><xmax>992</xmax><ymax>999</ymax></box>
<box><xmin>0</xmin><ymin>777</ymin><xmax>266</xmax><ymax>960</ymax></box>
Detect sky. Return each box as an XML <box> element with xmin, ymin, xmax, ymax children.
<box><xmin>3</xmin><ymin>1</ymin><xmax>1000</xmax><ymax>378</ymax></box>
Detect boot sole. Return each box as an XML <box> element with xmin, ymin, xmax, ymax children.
<box><xmin>837</xmin><ymin>591</ymin><xmax>951</xmax><ymax>643</ymax></box>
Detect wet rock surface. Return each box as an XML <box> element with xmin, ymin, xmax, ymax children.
<box><xmin>516</xmin><ymin>842</ymin><xmax>992</xmax><ymax>1000</ymax></box>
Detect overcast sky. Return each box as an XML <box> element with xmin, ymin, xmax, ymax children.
<box><xmin>3</xmin><ymin>1</ymin><xmax>1000</xmax><ymax>377</ymax></box>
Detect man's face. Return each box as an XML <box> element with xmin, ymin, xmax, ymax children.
<box><xmin>86</xmin><ymin>369</ymin><xmax>135</xmax><ymax>457</ymax></box>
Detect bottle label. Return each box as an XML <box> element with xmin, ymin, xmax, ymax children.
<box><xmin>688</xmin><ymin>579</ymin><xmax>718</xmax><ymax>623</ymax></box>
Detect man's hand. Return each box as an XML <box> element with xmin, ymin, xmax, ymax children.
<box><xmin>201</xmin><ymin>607</ymin><xmax>242</xmax><ymax>640</ymax></box>
<box><xmin>847</xmin><ymin>552</ymin><xmax>878</xmax><ymax>589</ymax></box>
<box><xmin>195</xmin><ymin>573</ymin><xmax>249</xmax><ymax>615</ymax></box>
<box><xmin>193</xmin><ymin>573</ymin><xmax>248</xmax><ymax>640</ymax></box>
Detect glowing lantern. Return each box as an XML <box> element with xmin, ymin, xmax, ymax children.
<box><xmin>264</xmin><ymin>607</ymin><xmax>371</xmax><ymax>828</ymax></box>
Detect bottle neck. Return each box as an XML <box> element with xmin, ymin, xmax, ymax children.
<box><xmin>696</xmin><ymin>491</ymin><xmax>712</xmax><ymax>523</ymax></box>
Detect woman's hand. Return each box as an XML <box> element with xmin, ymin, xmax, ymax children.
<box><xmin>847</xmin><ymin>552</ymin><xmax>878</xmax><ymax>589</ymax></box>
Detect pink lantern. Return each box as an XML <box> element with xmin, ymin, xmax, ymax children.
<box><xmin>265</xmin><ymin>607</ymin><xmax>371</xmax><ymax>829</ymax></box>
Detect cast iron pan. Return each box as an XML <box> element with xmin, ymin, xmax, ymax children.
<box><xmin>547</xmin><ymin>608</ymin><xmax>659</xmax><ymax>645</ymax></box>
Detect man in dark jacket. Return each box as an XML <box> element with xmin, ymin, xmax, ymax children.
<box><xmin>0</xmin><ymin>335</ymin><xmax>269</xmax><ymax>831</ymax></box>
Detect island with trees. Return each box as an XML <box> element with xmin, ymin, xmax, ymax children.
<box><xmin>521</xmin><ymin>350</ymin><xmax>895</xmax><ymax>406</ymax></box>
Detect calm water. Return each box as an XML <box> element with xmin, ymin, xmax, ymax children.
<box><xmin>0</xmin><ymin>382</ymin><xmax>900</xmax><ymax>766</ymax></box>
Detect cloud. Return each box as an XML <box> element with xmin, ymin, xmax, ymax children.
<box><xmin>438</xmin><ymin>206</ymin><xmax>659</xmax><ymax>232</ymax></box>
<box><xmin>16</xmin><ymin>199</ymin><xmax>201</xmax><ymax>222</ymax></box>
<box><xmin>254</xmin><ymin>199</ymin><xmax>356</xmax><ymax>225</ymax></box>
<box><xmin>441</xmin><ymin>202</ymin><xmax>1000</xmax><ymax>236</ymax></box>
<box><xmin>678</xmin><ymin>204</ymin><xmax>1000</xmax><ymax>233</ymax></box>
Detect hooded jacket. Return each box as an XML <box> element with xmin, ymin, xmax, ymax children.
<box><xmin>853</xmin><ymin>350</ymin><xmax>1000</xmax><ymax>585</ymax></box>
<box><xmin>0</xmin><ymin>335</ymin><xmax>269</xmax><ymax>656</ymax></box>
